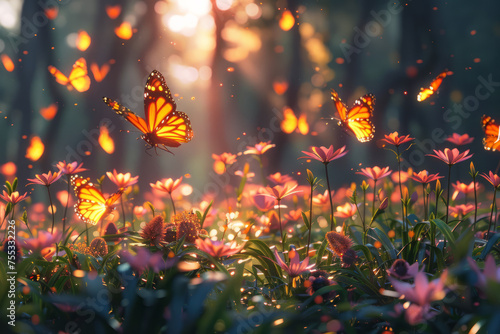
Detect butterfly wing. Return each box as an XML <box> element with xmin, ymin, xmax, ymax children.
<box><xmin>143</xmin><ymin>70</ymin><xmax>193</xmax><ymax>147</ymax></box>
<box><xmin>281</xmin><ymin>107</ymin><xmax>298</xmax><ymax>134</ymax></box>
<box><xmin>71</xmin><ymin>175</ymin><xmax>123</xmax><ymax>225</ymax></box>
<box><xmin>482</xmin><ymin>115</ymin><xmax>500</xmax><ymax>151</ymax></box>
<box><xmin>345</xmin><ymin>95</ymin><xmax>375</xmax><ymax>142</ymax></box>
<box><xmin>68</xmin><ymin>58</ymin><xmax>91</xmax><ymax>92</ymax></box>
<box><xmin>417</xmin><ymin>71</ymin><xmax>447</xmax><ymax>102</ymax></box>
<box><xmin>48</xmin><ymin>65</ymin><xmax>69</xmax><ymax>86</ymax></box>
<box><xmin>331</xmin><ymin>89</ymin><xmax>349</xmax><ymax>121</ymax></box>
<box><xmin>297</xmin><ymin>113</ymin><xmax>309</xmax><ymax>135</ymax></box>
<box><xmin>103</xmin><ymin>97</ymin><xmax>149</xmax><ymax>134</ymax></box>
<box><xmin>90</xmin><ymin>62</ymin><xmax>110</xmax><ymax>82</ymax></box>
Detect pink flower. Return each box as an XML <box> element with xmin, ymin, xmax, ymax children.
<box><xmin>27</xmin><ymin>171</ymin><xmax>62</xmax><ymax>186</ymax></box>
<box><xmin>212</xmin><ymin>152</ymin><xmax>237</xmax><ymax>175</ymax></box>
<box><xmin>56</xmin><ymin>161</ymin><xmax>87</xmax><ymax>175</ymax></box>
<box><xmin>195</xmin><ymin>238</ymin><xmax>243</xmax><ymax>258</ymax></box>
<box><xmin>390</xmin><ymin>303</ymin><xmax>438</xmax><ymax>326</ymax></box>
<box><xmin>150</xmin><ymin>177</ymin><xmax>183</xmax><ymax>194</ymax></box>
<box><xmin>312</xmin><ymin>190</ymin><xmax>333</xmax><ymax>206</ymax></box>
<box><xmin>106</xmin><ymin>169</ymin><xmax>139</xmax><ymax>189</ymax></box>
<box><xmin>243</xmin><ymin>141</ymin><xmax>275</xmax><ymax>155</ymax></box>
<box><xmin>120</xmin><ymin>248</ymin><xmax>174</xmax><ymax>274</ymax></box>
<box><xmin>250</xmin><ymin>193</ymin><xmax>276</xmax><ymax>211</ymax></box>
<box><xmin>356</xmin><ymin>166</ymin><xmax>392</xmax><ymax>181</ymax></box>
<box><xmin>261</xmin><ymin>184</ymin><xmax>302</xmax><ymax>201</ymax></box>
<box><xmin>334</xmin><ymin>202</ymin><xmax>358</xmax><ymax>218</ymax></box>
<box><xmin>300</xmin><ymin>145</ymin><xmax>347</xmax><ymax>164</ymax></box>
<box><xmin>387</xmin><ymin>259</ymin><xmax>419</xmax><ymax>279</ymax></box>
<box><xmin>445</xmin><ymin>133</ymin><xmax>474</xmax><ymax>146</ymax></box>
<box><xmin>0</xmin><ymin>190</ymin><xmax>29</xmax><ymax>204</ymax></box>
<box><xmin>273</xmin><ymin>247</ymin><xmax>315</xmax><ymax>278</ymax></box>
<box><xmin>389</xmin><ymin>271</ymin><xmax>447</xmax><ymax>306</ymax></box>
<box><xmin>267</xmin><ymin>172</ymin><xmax>296</xmax><ymax>186</ymax></box>
<box><xmin>449</xmin><ymin>204</ymin><xmax>475</xmax><ymax>217</ymax></box>
<box><xmin>467</xmin><ymin>255</ymin><xmax>500</xmax><ymax>291</ymax></box>
<box><xmin>380</xmin><ymin>131</ymin><xmax>414</xmax><ymax>147</ymax></box>
<box><xmin>427</xmin><ymin>148</ymin><xmax>473</xmax><ymax>166</ymax></box>
<box><xmin>481</xmin><ymin>171</ymin><xmax>500</xmax><ymax>188</ymax></box>
<box><xmin>283</xmin><ymin>209</ymin><xmax>302</xmax><ymax>221</ymax></box>
<box><xmin>391</xmin><ymin>169</ymin><xmax>412</xmax><ymax>183</ymax></box>
<box><xmin>411</xmin><ymin>170</ymin><xmax>443</xmax><ymax>184</ymax></box>
<box><xmin>21</xmin><ymin>230</ymin><xmax>62</xmax><ymax>253</ymax></box>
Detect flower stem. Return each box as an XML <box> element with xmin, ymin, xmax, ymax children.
<box><xmin>277</xmin><ymin>199</ymin><xmax>286</xmax><ymax>253</ymax></box>
<box><xmin>47</xmin><ymin>186</ymin><xmax>56</xmax><ymax>235</ymax></box>
<box><xmin>487</xmin><ymin>189</ymin><xmax>497</xmax><ymax>239</ymax></box>
<box><xmin>473</xmin><ymin>175</ymin><xmax>478</xmax><ymax>231</ymax></box>
<box><xmin>362</xmin><ymin>187</ymin><xmax>366</xmax><ymax>230</ymax></box>
<box><xmin>422</xmin><ymin>183</ymin><xmax>428</xmax><ymax>221</ymax></box>
<box><xmin>324</xmin><ymin>163</ymin><xmax>335</xmax><ymax>231</ymax></box>
<box><xmin>257</xmin><ymin>156</ymin><xmax>266</xmax><ymax>186</ymax></box>
<box><xmin>169</xmin><ymin>193</ymin><xmax>177</xmax><ymax>216</ymax></box>
<box><xmin>396</xmin><ymin>146</ymin><xmax>404</xmax><ymax>225</ymax></box>
<box><xmin>372</xmin><ymin>180</ymin><xmax>377</xmax><ymax>219</ymax></box>
<box><xmin>446</xmin><ymin>165</ymin><xmax>452</xmax><ymax>225</ymax></box>
<box><xmin>62</xmin><ymin>175</ymin><xmax>70</xmax><ymax>236</ymax></box>
<box><xmin>306</xmin><ymin>183</ymin><xmax>314</xmax><ymax>256</ymax></box>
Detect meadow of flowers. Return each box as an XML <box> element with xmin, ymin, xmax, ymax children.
<box><xmin>1</xmin><ymin>132</ymin><xmax>500</xmax><ymax>334</ymax></box>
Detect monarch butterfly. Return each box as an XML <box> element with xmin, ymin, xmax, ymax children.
<box><xmin>48</xmin><ymin>57</ymin><xmax>91</xmax><ymax>92</ymax></box>
<box><xmin>330</xmin><ymin>89</ymin><xmax>375</xmax><ymax>142</ymax></box>
<box><xmin>281</xmin><ymin>107</ymin><xmax>309</xmax><ymax>135</ymax></box>
<box><xmin>71</xmin><ymin>175</ymin><xmax>124</xmax><ymax>225</ymax></box>
<box><xmin>103</xmin><ymin>70</ymin><xmax>193</xmax><ymax>154</ymax></box>
<box><xmin>417</xmin><ymin>71</ymin><xmax>447</xmax><ymax>102</ymax></box>
<box><xmin>482</xmin><ymin>115</ymin><xmax>500</xmax><ymax>151</ymax></box>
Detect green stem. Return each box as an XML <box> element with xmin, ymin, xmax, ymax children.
<box><xmin>47</xmin><ymin>186</ymin><xmax>55</xmax><ymax>235</ymax></box>
<box><xmin>169</xmin><ymin>192</ymin><xmax>177</xmax><ymax>217</ymax></box>
<box><xmin>446</xmin><ymin>165</ymin><xmax>452</xmax><ymax>225</ymax></box>
<box><xmin>362</xmin><ymin>187</ymin><xmax>366</xmax><ymax>231</ymax></box>
<box><xmin>372</xmin><ymin>179</ymin><xmax>377</xmax><ymax>219</ymax></box>
<box><xmin>397</xmin><ymin>146</ymin><xmax>404</xmax><ymax>224</ymax></box>
<box><xmin>306</xmin><ymin>183</ymin><xmax>314</xmax><ymax>256</ymax></box>
<box><xmin>62</xmin><ymin>175</ymin><xmax>71</xmax><ymax>237</ymax></box>
<box><xmin>487</xmin><ymin>189</ymin><xmax>498</xmax><ymax>239</ymax></box>
<box><xmin>423</xmin><ymin>183</ymin><xmax>428</xmax><ymax>221</ymax></box>
<box><xmin>473</xmin><ymin>175</ymin><xmax>478</xmax><ymax>231</ymax></box>
<box><xmin>324</xmin><ymin>163</ymin><xmax>334</xmax><ymax>231</ymax></box>
<box><xmin>278</xmin><ymin>199</ymin><xmax>285</xmax><ymax>253</ymax></box>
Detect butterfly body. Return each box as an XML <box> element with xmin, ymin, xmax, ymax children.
<box><xmin>331</xmin><ymin>89</ymin><xmax>375</xmax><ymax>142</ymax></box>
<box><xmin>103</xmin><ymin>70</ymin><xmax>193</xmax><ymax>154</ymax></box>
<box><xmin>482</xmin><ymin>115</ymin><xmax>500</xmax><ymax>151</ymax></box>
<box><xmin>71</xmin><ymin>175</ymin><xmax>123</xmax><ymax>225</ymax></box>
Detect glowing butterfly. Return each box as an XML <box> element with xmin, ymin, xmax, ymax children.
<box><xmin>71</xmin><ymin>175</ymin><xmax>123</xmax><ymax>225</ymax></box>
<box><xmin>76</xmin><ymin>30</ymin><xmax>91</xmax><ymax>51</ymax></box>
<box><xmin>1</xmin><ymin>54</ymin><xmax>14</xmax><ymax>72</ymax></box>
<box><xmin>417</xmin><ymin>71</ymin><xmax>447</xmax><ymax>102</ymax></box>
<box><xmin>273</xmin><ymin>81</ymin><xmax>289</xmax><ymax>95</ymax></box>
<box><xmin>48</xmin><ymin>58</ymin><xmax>91</xmax><ymax>92</ymax></box>
<box><xmin>482</xmin><ymin>115</ymin><xmax>500</xmax><ymax>151</ymax></box>
<box><xmin>330</xmin><ymin>89</ymin><xmax>375</xmax><ymax>142</ymax></box>
<box><xmin>279</xmin><ymin>10</ymin><xmax>295</xmax><ymax>31</ymax></box>
<box><xmin>90</xmin><ymin>62</ymin><xmax>111</xmax><ymax>82</ymax></box>
<box><xmin>40</xmin><ymin>103</ymin><xmax>58</xmax><ymax>120</ymax></box>
<box><xmin>281</xmin><ymin>107</ymin><xmax>309</xmax><ymax>135</ymax></box>
<box><xmin>106</xmin><ymin>5</ymin><xmax>121</xmax><ymax>19</ymax></box>
<box><xmin>103</xmin><ymin>70</ymin><xmax>193</xmax><ymax>154</ymax></box>
<box><xmin>115</xmin><ymin>22</ymin><xmax>133</xmax><ymax>40</ymax></box>
<box><xmin>98</xmin><ymin>126</ymin><xmax>115</xmax><ymax>154</ymax></box>
<box><xmin>25</xmin><ymin>136</ymin><xmax>44</xmax><ymax>161</ymax></box>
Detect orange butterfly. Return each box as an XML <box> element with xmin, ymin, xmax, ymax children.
<box><xmin>103</xmin><ymin>70</ymin><xmax>193</xmax><ymax>153</ymax></box>
<box><xmin>331</xmin><ymin>89</ymin><xmax>375</xmax><ymax>142</ymax></box>
<box><xmin>417</xmin><ymin>71</ymin><xmax>447</xmax><ymax>102</ymax></box>
<box><xmin>482</xmin><ymin>115</ymin><xmax>500</xmax><ymax>151</ymax></box>
<box><xmin>71</xmin><ymin>175</ymin><xmax>124</xmax><ymax>225</ymax></box>
<box><xmin>281</xmin><ymin>107</ymin><xmax>309</xmax><ymax>135</ymax></box>
<box><xmin>48</xmin><ymin>58</ymin><xmax>91</xmax><ymax>92</ymax></box>
<box><xmin>90</xmin><ymin>62</ymin><xmax>111</xmax><ymax>82</ymax></box>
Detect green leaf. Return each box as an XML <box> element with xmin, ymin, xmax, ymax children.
<box><xmin>145</xmin><ymin>201</ymin><xmax>155</xmax><ymax>216</ymax></box>
<box><xmin>431</xmin><ymin>218</ymin><xmax>456</xmax><ymax>245</ymax></box>
<box><xmin>4</xmin><ymin>180</ymin><xmax>12</xmax><ymax>194</ymax></box>
<box><xmin>371</xmin><ymin>227</ymin><xmax>397</xmax><ymax>259</ymax></box>
<box><xmin>479</xmin><ymin>233</ymin><xmax>500</xmax><ymax>259</ymax></box>
<box><xmin>301</xmin><ymin>211</ymin><xmax>311</xmax><ymax>230</ymax></box>
<box><xmin>315</xmin><ymin>239</ymin><xmax>328</xmax><ymax>268</ymax></box>
<box><xmin>12</xmin><ymin>178</ymin><xmax>17</xmax><ymax>192</ymax></box>
<box><xmin>199</xmin><ymin>200</ymin><xmax>213</xmax><ymax>228</ymax></box>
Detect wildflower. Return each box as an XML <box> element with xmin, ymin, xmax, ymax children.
<box><xmin>334</xmin><ymin>202</ymin><xmax>358</xmax><ymax>218</ymax></box>
<box><xmin>90</xmin><ymin>237</ymin><xmax>108</xmax><ymax>257</ymax></box>
<box><xmin>56</xmin><ymin>161</ymin><xmax>87</xmax><ymax>175</ymax></box>
<box><xmin>106</xmin><ymin>169</ymin><xmax>139</xmax><ymax>189</ymax></box>
<box><xmin>284</xmin><ymin>209</ymin><xmax>302</xmax><ymax>221</ymax></box>
<box><xmin>452</xmin><ymin>181</ymin><xmax>480</xmax><ymax>201</ymax></box>
<box><xmin>449</xmin><ymin>204</ymin><xmax>475</xmax><ymax>217</ymax></box>
<box><xmin>173</xmin><ymin>211</ymin><xmax>200</xmax><ymax>243</ymax></box>
<box><xmin>27</xmin><ymin>171</ymin><xmax>62</xmax><ymax>186</ymax></box>
<box><xmin>380</xmin><ymin>131</ymin><xmax>414</xmax><ymax>147</ymax></box>
<box><xmin>0</xmin><ymin>190</ymin><xmax>28</xmax><ymax>205</ymax></box>
<box><xmin>261</xmin><ymin>184</ymin><xmax>302</xmax><ymax>201</ymax></box>
<box><xmin>120</xmin><ymin>248</ymin><xmax>173</xmax><ymax>274</ymax></box>
<box><xmin>312</xmin><ymin>190</ymin><xmax>333</xmax><ymax>206</ymax></box>
<box><xmin>243</xmin><ymin>141</ymin><xmax>276</xmax><ymax>155</ymax></box>
<box><xmin>445</xmin><ymin>133</ymin><xmax>474</xmax><ymax>146</ymax></box>
<box><xmin>150</xmin><ymin>177</ymin><xmax>183</xmax><ymax>194</ymax></box>
<box><xmin>300</xmin><ymin>145</ymin><xmax>347</xmax><ymax>164</ymax></box>
<box><xmin>411</xmin><ymin>170</ymin><xmax>443</xmax><ymax>184</ymax></box>
<box><xmin>356</xmin><ymin>166</ymin><xmax>392</xmax><ymax>181</ymax></box>
<box><xmin>21</xmin><ymin>230</ymin><xmax>62</xmax><ymax>253</ymax></box>
<box><xmin>305</xmin><ymin>270</ymin><xmax>336</xmax><ymax>298</ymax></box>
<box><xmin>212</xmin><ymin>152</ymin><xmax>237</xmax><ymax>175</ymax></box>
<box><xmin>267</xmin><ymin>172</ymin><xmax>296</xmax><ymax>186</ymax></box>
<box><xmin>250</xmin><ymin>193</ymin><xmax>276</xmax><ymax>212</ymax></box>
<box><xmin>480</xmin><ymin>171</ymin><xmax>500</xmax><ymax>189</ymax></box>
<box><xmin>273</xmin><ymin>247</ymin><xmax>315</xmax><ymax>278</ymax></box>
<box><xmin>467</xmin><ymin>255</ymin><xmax>500</xmax><ymax>292</ymax></box>
<box><xmin>389</xmin><ymin>270</ymin><xmax>447</xmax><ymax>306</ymax></box>
<box><xmin>325</xmin><ymin>231</ymin><xmax>353</xmax><ymax>257</ymax></box>
<box><xmin>140</xmin><ymin>216</ymin><xmax>166</xmax><ymax>247</ymax></box>
<box><xmin>427</xmin><ymin>148</ymin><xmax>473</xmax><ymax>166</ymax></box>
<box><xmin>387</xmin><ymin>259</ymin><xmax>419</xmax><ymax>279</ymax></box>
<box><xmin>391</xmin><ymin>169</ymin><xmax>412</xmax><ymax>183</ymax></box>
<box><xmin>164</xmin><ymin>223</ymin><xmax>177</xmax><ymax>243</ymax></box>
<box><xmin>195</xmin><ymin>238</ymin><xmax>243</xmax><ymax>258</ymax></box>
